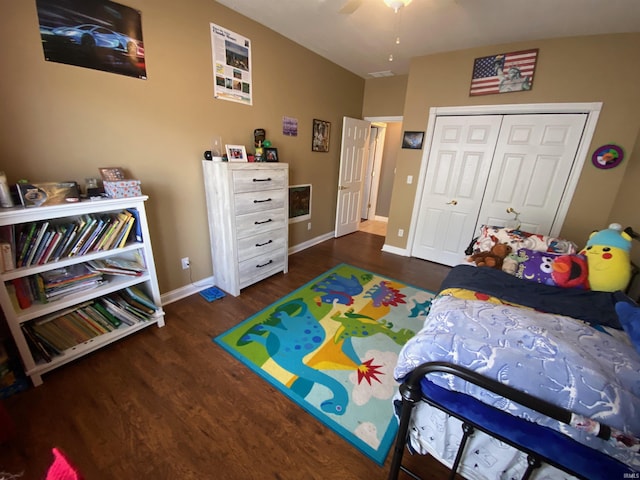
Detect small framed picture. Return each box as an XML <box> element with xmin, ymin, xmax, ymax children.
<box><xmin>312</xmin><ymin>119</ymin><xmax>331</xmax><ymax>152</ymax></box>
<box><xmin>225</xmin><ymin>144</ymin><xmax>248</xmax><ymax>162</ymax></box>
<box><xmin>402</xmin><ymin>131</ymin><xmax>425</xmax><ymax>149</ymax></box>
<box><xmin>264</xmin><ymin>147</ymin><xmax>279</xmax><ymax>162</ymax></box>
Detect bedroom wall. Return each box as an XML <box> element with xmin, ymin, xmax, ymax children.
<box><xmin>382</xmin><ymin>33</ymin><xmax>640</xmax><ymax>252</ymax></box>
<box><xmin>0</xmin><ymin>0</ymin><xmax>364</xmax><ymax>294</ymax></box>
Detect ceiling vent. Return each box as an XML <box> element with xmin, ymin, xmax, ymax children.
<box><xmin>368</xmin><ymin>70</ymin><xmax>395</xmax><ymax>78</ymax></box>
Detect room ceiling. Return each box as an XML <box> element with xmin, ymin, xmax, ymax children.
<box><xmin>216</xmin><ymin>0</ymin><xmax>640</xmax><ymax>79</ymax></box>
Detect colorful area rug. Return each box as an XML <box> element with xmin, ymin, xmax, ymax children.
<box><xmin>214</xmin><ymin>263</ymin><xmax>435</xmax><ymax>465</ymax></box>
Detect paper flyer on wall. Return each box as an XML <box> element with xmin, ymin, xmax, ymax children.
<box><xmin>210</xmin><ymin>23</ymin><xmax>252</xmax><ymax>106</ymax></box>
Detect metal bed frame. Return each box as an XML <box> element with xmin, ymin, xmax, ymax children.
<box><xmin>388</xmin><ymin>362</ymin><xmax>635</xmax><ymax>480</ymax></box>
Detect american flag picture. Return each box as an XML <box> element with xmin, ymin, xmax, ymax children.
<box><xmin>469</xmin><ymin>49</ymin><xmax>538</xmax><ymax>96</ymax></box>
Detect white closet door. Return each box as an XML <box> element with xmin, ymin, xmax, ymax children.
<box><xmin>476</xmin><ymin>113</ymin><xmax>587</xmax><ymax>233</ymax></box>
<box><xmin>411</xmin><ymin>115</ymin><xmax>502</xmax><ymax>266</ymax></box>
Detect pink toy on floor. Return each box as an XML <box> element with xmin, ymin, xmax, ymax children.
<box><xmin>46</xmin><ymin>448</ymin><xmax>83</xmax><ymax>480</ymax></box>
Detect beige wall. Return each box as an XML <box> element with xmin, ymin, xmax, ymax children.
<box><xmin>381</xmin><ymin>33</ymin><xmax>640</xmax><ymax>251</ymax></box>
<box><xmin>0</xmin><ymin>0</ymin><xmax>364</xmax><ymax>293</ymax></box>
<box><xmin>362</xmin><ymin>76</ymin><xmax>408</xmax><ymax>118</ymax></box>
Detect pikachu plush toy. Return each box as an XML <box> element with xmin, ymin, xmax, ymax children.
<box><xmin>580</xmin><ymin>223</ymin><xmax>632</xmax><ymax>292</ymax></box>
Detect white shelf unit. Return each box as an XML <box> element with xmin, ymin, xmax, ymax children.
<box><xmin>0</xmin><ymin>196</ymin><xmax>165</xmax><ymax>386</ymax></box>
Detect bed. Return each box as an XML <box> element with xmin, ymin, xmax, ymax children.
<box><xmin>388</xmin><ymin>243</ymin><xmax>640</xmax><ymax>479</ymax></box>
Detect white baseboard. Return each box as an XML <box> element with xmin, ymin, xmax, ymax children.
<box><xmin>160</xmin><ymin>231</ymin><xmax>336</xmax><ymax>305</ymax></box>
<box><xmin>161</xmin><ymin>276</ymin><xmax>214</xmax><ymax>305</ymax></box>
<box><xmin>381</xmin><ymin>243</ymin><xmax>409</xmax><ymax>256</ymax></box>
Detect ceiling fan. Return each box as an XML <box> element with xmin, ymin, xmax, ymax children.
<box><xmin>339</xmin><ymin>0</ymin><xmax>412</xmax><ymax>14</ymax></box>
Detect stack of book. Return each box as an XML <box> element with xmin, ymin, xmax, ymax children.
<box><xmin>87</xmin><ymin>255</ymin><xmax>146</xmax><ymax>277</ymax></box>
<box><xmin>9</xmin><ymin>263</ymin><xmax>104</xmax><ymax>310</ymax></box>
<box><xmin>21</xmin><ymin>286</ymin><xmax>158</xmax><ymax>363</ymax></box>
<box><xmin>40</xmin><ymin>264</ymin><xmax>104</xmax><ymax>302</ymax></box>
<box><xmin>8</xmin><ymin>208</ymin><xmax>141</xmax><ymax>269</ymax></box>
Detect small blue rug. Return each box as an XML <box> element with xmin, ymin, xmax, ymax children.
<box><xmin>200</xmin><ymin>286</ymin><xmax>226</xmax><ymax>302</ymax></box>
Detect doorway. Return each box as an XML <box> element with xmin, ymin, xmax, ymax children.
<box><xmin>359</xmin><ymin>116</ymin><xmax>403</xmax><ymax>237</ymax></box>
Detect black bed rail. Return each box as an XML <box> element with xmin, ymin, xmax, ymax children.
<box><xmin>387</xmin><ymin>361</ymin><xmax>619</xmax><ymax>480</ymax></box>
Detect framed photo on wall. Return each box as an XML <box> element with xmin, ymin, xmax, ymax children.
<box><xmin>312</xmin><ymin>119</ymin><xmax>331</xmax><ymax>152</ymax></box>
<box><xmin>225</xmin><ymin>144</ymin><xmax>247</xmax><ymax>162</ymax></box>
<box><xmin>402</xmin><ymin>131</ymin><xmax>425</xmax><ymax>149</ymax></box>
<box><xmin>288</xmin><ymin>184</ymin><xmax>311</xmax><ymax>223</ymax></box>
<box><xmin>470</xmin><ymin>49</ymin><xmax>538</xmax><ymax>96</ymax></box>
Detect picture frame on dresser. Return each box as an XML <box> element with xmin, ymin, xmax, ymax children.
<box><xmin>225</xmin><ymin>144</ymin><xmax>248</xmax><ymax>162</ymax></box>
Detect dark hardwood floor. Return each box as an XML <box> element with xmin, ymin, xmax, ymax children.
<box><xmin>0</xmin><ymin>232</ymin><xmax>453</xmax><ymax>480</ymax></box>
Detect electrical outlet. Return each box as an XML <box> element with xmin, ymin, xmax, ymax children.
<box><xmin>181</xmin><ymin>257</ymin><xmax>190</xmax><ymax>269</ymax></box>
<box><xmin>398</xmin><ymin>228</ymin><xmax>404</xmax><ymax>237</ymax></box>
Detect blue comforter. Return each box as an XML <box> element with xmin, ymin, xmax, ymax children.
<box><xmin>395</xmin><ymin>266</ymin><xmax>640</xmax><ymax>468</ymax></box>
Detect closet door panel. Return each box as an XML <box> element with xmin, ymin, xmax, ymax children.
<box><xmin>412</xmin><ymin>115</ymin><xmax>502</xmax><ymax>266</ymax></box>
<box><xmin>476</xmin><ymin>113</ymin><xmax>587</xmax><ymax>234</ymax></box>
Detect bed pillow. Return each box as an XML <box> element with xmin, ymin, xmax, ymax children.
<box><xmin>471</xmin><ymin>226</ymin><xmax>577</xmax><ymax>255</ymax></box>
<box><xmin>514</xmin><ymin>248</ymin><xmax>589</xmax><ymax>289</ymax></box>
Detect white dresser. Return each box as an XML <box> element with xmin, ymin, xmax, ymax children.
<box><xmin>202</xmin><ymin>161</ymin><xmax>289</xmax><ymax>296</ymax></box>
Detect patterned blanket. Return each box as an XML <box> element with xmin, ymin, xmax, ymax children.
<box><xmin>395</xmin><ymin>266</ymin><xmax>640</xmax><ymax>468</ymax></box>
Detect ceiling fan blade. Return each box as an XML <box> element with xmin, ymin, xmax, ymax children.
<box><xmin>339</xmin><ymin>0</ymin><xmax>363</xmax><ymax>14</ymax></box>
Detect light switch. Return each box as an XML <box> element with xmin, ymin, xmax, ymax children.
<box><xmin>406</xmin><ymin>175</ymin><xmax>413</xmax><ymax>184</ymax></box>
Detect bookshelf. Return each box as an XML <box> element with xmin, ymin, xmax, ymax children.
<box><xmin>0</xmin><ymin>196</ymin><xmax>165</xmax><ymax>386</ymax></box>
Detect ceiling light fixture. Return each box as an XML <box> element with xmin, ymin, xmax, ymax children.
<box><xmin>383</xmin><ymin>0</ymin><xmax>412</xmax><ymax>13</ymax></box>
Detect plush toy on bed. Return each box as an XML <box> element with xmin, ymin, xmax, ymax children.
<box><xmin>579</xmin><ymin>223</ymin><xmax>632</xmax><ymax>292</ymax></box>
<box><xmin>468</xmin><ymin>243</ymin><xmax>511</xmax><ymax>270</ymax></box>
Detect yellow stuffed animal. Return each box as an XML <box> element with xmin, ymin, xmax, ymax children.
<box><xmin>579</xmin><ymin>223</ymin><xmax>632</xmax><ymax>292</ymax></box>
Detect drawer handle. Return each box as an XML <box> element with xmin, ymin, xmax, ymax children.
<box><xmin>253</xmin><ymin>177</ymin><xmax>272</xmax><ymax>182</ymax></box>
<box><xmin>253</xmin><ymin>198</ymin><xmax>272</xmax><ymax>203</ymax></box>
<box><xmin>256</xmin><ymin>239</ymin><xmax>273</xmax><ymax>247</ymax></box>
<box><xmin>254</xmin><ymin>218</ymin><xmax>273</xmax><ymax>225</ymax></box>
<box><xmin>256</xmin><ymin>259</ymin><xmax>273</xmax><ymax>268</ymax></box>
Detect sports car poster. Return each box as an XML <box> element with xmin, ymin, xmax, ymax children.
<box><xmin>210</xmin><ymin>23</ymin><xmax>253</xmax><ymax>106</ymax></box>
<box><xmin>36</xmin><ymin>0</ymin><xmax>146</xmax><ymax>79</ymax></box>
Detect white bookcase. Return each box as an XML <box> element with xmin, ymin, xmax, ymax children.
<box><xmin>0</xmin><ymin>196</ymin><xmax>165</xmax><ymax>386</ymax></box>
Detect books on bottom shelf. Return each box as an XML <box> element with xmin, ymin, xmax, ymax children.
<box><xmin>21</xmin><ymin>288</ymin><xmax>159</xmax><ymax>363</ymax></box>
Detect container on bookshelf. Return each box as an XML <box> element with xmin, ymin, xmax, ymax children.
<box><xmin>0</xmin><ymin>196</ymin><xmax>164</xmax><ymax>386</ymax></box>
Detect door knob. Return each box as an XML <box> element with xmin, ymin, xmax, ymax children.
<box><xmin>446</xmin><ymin>200</ymin><xmax>458</xmax><ymax>205</ymax></box>
<box><xmin>339</xmin><ymin>185</ymin><xmax>347</xmax><ymax>190</ymax></box>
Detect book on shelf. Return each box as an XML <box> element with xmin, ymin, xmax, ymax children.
<box><xmin>21</xmin><ymin>324</ymin><xmax>53</xmax><ymax>363</ymax></box>
<box><xmin>87</xmin><ymin>255</ymin><xmax>145</xmax><ymax>277</ymax></box>
<box><xmin>126</xmin><ymin>208</ymin><xmax>143</xmax><ymax>243</ymax></box>
<box><xmin>0</xmin><ymin>242</ymin><xmax>14</xmax><ymax>273</ymax></box>
<box><xmin>38</xmin><ymin>229</ymin><xmax>62</xmax><ymax>265</ymax></box>
<box><xmin>25</xmin><ymin>222</ymin><xmax>50</xmax><ymax>266</ymax></box>
<box><xmin>16</xmin><ymin>222</ymin><xmax>38</xmax><ymax>268</ymax></box>
<box><xmin>67</xmin><ymin>216</ymin><xmax>95</xmax><ymax>257</ymax></box>
<box><xmin>116</xmin><ymin>215</ymin><xmax>136</xmax><ymax>248</ymax></box>
<box><xmin>91</xmin><ymin>301</ymin><xmax>121</xmax><ymax>328</ymax></box>
<box><xmin>124</xmin><ymin>285</ymin><xmax>158</xmax><ymax>311</ymax></box>
<box><xmin>53</xmin><ymin>221</ymin><xmax>82</xmax><ymax>261</ymax></box>
<box><xmin>11</xmin><ymin>278</ymin><xmax>31</xmax><ymax>310</ymax></box>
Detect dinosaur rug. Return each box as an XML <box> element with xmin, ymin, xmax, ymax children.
<box><xmin>214</xmin><ymin>263</ymin><xmax>435</xmax><ymax>465</ymax></box>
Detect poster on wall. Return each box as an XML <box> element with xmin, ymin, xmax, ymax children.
<box><xmin>469</xmin><ymin>49</ymin><xmax>538</xmax><ymax>96</ymax></box>
<box><xmin>36</xmin><ymin>0</ymin><xmax>146</xmax><ymax>79</ymax></box>
<box><xmin>210</xmin><ymin>23</ymin><xmax>252</xmax><ymax>106</ymax></box>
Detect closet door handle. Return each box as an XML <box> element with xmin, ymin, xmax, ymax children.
<box><xmin>446</xmin><ymin>200</ymin><xmax>458</xmax><ymax>206</ymax></box>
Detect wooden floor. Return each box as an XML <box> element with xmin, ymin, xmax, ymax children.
<box><xmin>0</xmin><ymin>232</ymin><xmax>453</xmax><ymax>480</ymax></box>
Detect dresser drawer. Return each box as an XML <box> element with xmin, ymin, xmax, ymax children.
<box><xmin>236</xmin><ymin>208</ymin><xmax>286</xmax><ymax>239</ymax></box>
<box><xmin>232</xmin><ymin>168</ymin><xmax>287</xmax><ymax>193</ymax></box>
<box><xmin>237</xmin><ymin>231</ymin><xmax>285</xmax><ymax>263</ymax></box>
<box><xmin>239</xmin><ymin>250</ymin><xmax>286</xmax><ymax>287</ymax></box>
<box><xmin>234</xmin><ymin>189</ymin><xmax>286</xmax><ymax>215</ymax></box>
